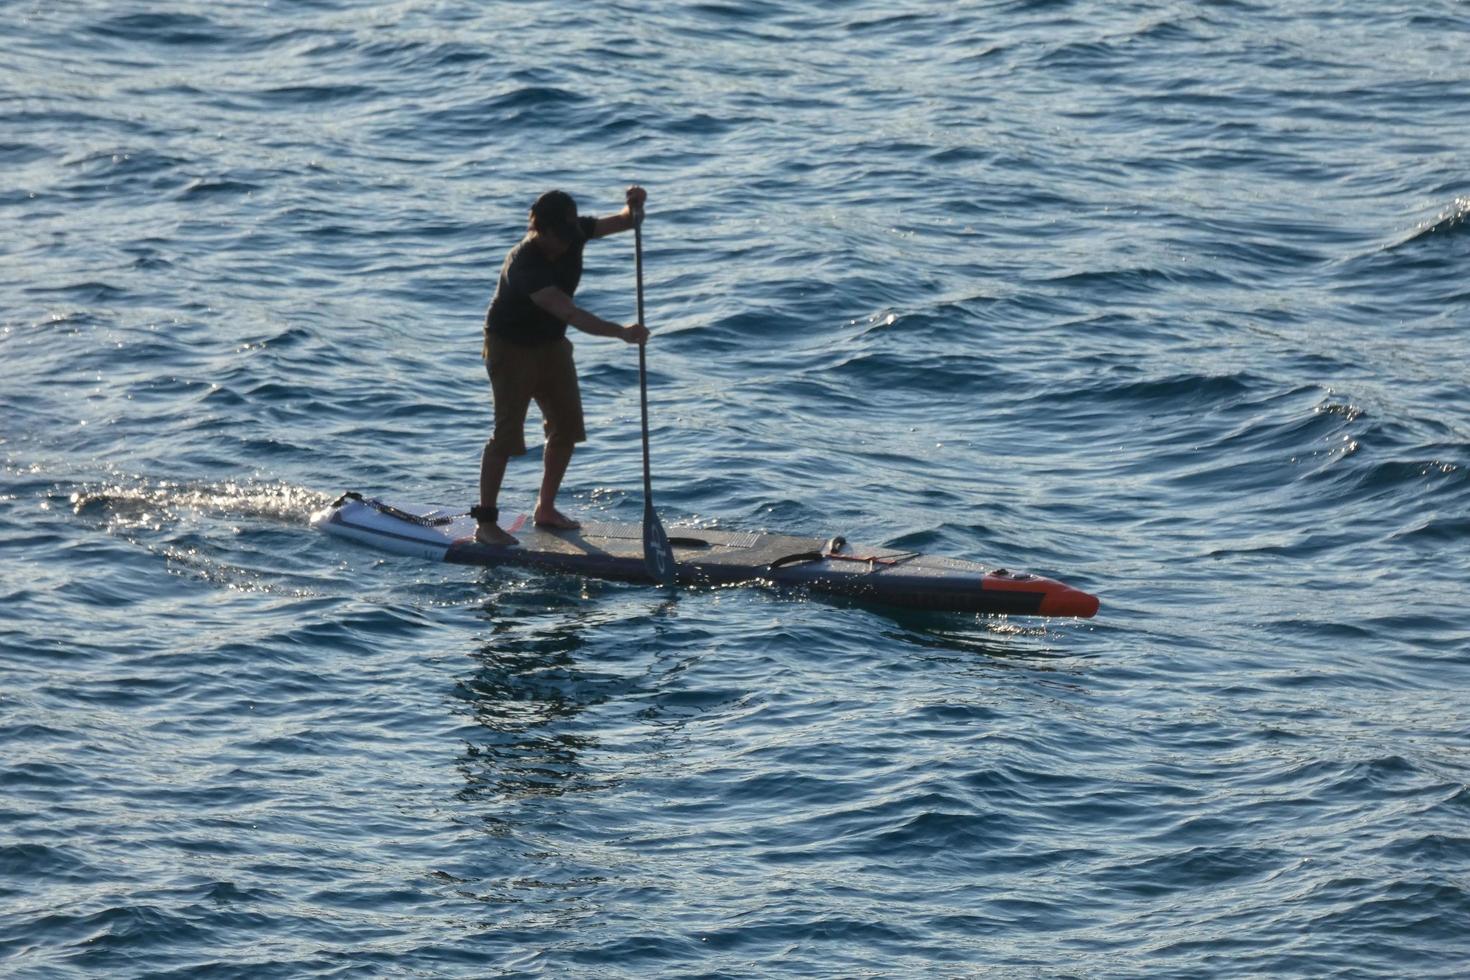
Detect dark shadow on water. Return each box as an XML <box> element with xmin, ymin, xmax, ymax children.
<box><xmin>451</xmin><ymin>596</ymin><xmax>608</xmax><ymax>806</ymax></box>
<box><xmin>449</xmin><ymin>580</ymin><xmax>679</xmax><ymax>808</ymax></box>
<box><xmin>768</xmin><ymin>585</ymin><xmax>1096</xmax><ymax>666</ymax></box>
<box><xmin>446</xmin><ymin>569</ymin><xmax>1082</xmax><ymax>823</ymax></box>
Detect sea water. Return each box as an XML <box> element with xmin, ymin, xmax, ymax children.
<box><xmin>3</xmin><ymin>1</ymin><xmax>1468</xmax><ymax>975</ymax></box>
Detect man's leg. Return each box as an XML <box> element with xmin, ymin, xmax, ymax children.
<box><xmin>478</xmin><ymin>334</ymin><xmax>529</xmax><ymax>546</ymax></box>
<box><xmin>532</xmin><ymin>338</ymin><xmax>585</xmax><ymax>530</ymax></box>
<box><xmin>475</xmin><ymin>442</ymin><xmax>517</xmax><ymax>545</ymax></box>
<box><xmin>534</xmin><ymin>440</ymin><xmax>579</xmax><ymax>529</ymax></box>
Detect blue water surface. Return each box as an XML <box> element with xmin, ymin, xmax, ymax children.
<box><xmin>3</xmin><ymin>1</ymin><xmax>1469</xmax><ymax>975</ymax></box>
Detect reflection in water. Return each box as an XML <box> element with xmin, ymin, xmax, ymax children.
<box><xmin>448</xmin><ymin>584</ymin><xmax>687</xmax><ymax>817</ymax></box>
<box><xmin>452</xmin><ymin>593</ymin><xmax>613</xmax><ymax>806</ymax></box>
<box><xmin>442</xmin><ymin>589</ymin><xmax>635</xmax><ymax>928</ymax></box>
<box><xmin>441</xmin><ymin>585</ymin><xmax>703</xmax><ymax>943</ymax></box>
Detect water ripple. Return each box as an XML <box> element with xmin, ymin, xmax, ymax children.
<box><xmin>3</xmin><ymin>0</ymin><xmax>1469</xmax><ymax>975</ymax></box>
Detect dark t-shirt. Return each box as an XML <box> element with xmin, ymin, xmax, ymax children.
<box><xmin>484</xmin><ymin>215</ymin><xmax>600</xmax><ymax>346</ymax></box>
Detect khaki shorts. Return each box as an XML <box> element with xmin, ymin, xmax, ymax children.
<box><xmin>483</xmin><ymin>334</ymin><xmax>586</xmax><ymax>457</ymax></box>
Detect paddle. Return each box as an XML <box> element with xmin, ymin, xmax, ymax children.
<box><xmin>633</xmin><ymin>208</ymin><xmax>677</xmax><ymax>590</ymax></box>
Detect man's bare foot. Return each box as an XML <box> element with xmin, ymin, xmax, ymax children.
<box><xmin>474</xmin><ymin>523</ymin><xmax>518</xmax><ymax>546</ymax></box>
<box><xmin>533</xmin><ymin>506</ymin><xmax>581</xmax><ymax>530</ymax></box>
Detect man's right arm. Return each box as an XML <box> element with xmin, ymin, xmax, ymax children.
<box><xmin>530</xmin><ymin>286</ymin><xmax>648</xmax><ymax>344</ymax></box>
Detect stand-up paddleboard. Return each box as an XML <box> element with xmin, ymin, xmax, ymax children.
<box><xmin>313</xmin><ymin>493</ymin><xmax>1099</xmax><ymax>617</ymax></box>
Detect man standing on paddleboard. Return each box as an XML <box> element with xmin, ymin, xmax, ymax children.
<box><xmin>472</xmin><ymin>186</ymin><xmax>650</xmax><ymax>546</ymax></box>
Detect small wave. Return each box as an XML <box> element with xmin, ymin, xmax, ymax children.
<box><xmin>409</xmin><ymin>86</ymin><xmax>591</xmax><ymax>140</ymax></box>
<box><xmin>689</xmin><ymin>0</ymin><xmax>784</xmax><ymax>22</ymax></box>
<box><xmin>1409</xmin><ymin>13</ymin><xmax>1470</xmax><ymax>30</ymax></box>
<box><xmin>1391</xmin><ymin>514</ymin><xmax>1470</xmax><ymax>545</ymax></box>
<box><xmin>846</xmin><ymin>12</ymin><xmax>945</xmax><ymax>36</ymax></box>
<box><xmin>61</xmin><ymin>148</ymin><xmax>190</xmax><ymax>178</ymax></box>
<box><xmin>1377</xmin><ymin>832</ymin><xmax>1470</xmax><ymax>866</ymax></box>
<box><xmin>22</xmin><ymin>281</ymin><xmax>131</xmax><ymax>303</ymax></box>
<box><xmin>1096</xmin><ymin>843</ymin><xmax>1282</xmax><ymax>896</ymax></box>
<box><xmin>178</xmin><ymin>178</ymin><xmax>259</xmax><ymax>198</ymax></box>
<box><xmin>927</xmin><ymin>145</ymin><xmax>991</xmax><ymax>164</ymax></box>
<box><xmin>998</xmin><ymin>0</ymin><xmax>1078</xmax><ymax>11</ymax></box>
<box><xmin>0</xmin><ymin>842</ymin><xmax>100</xmax><ymax>883</ymax></box>
<box><xmin>1127</xmin><ymin>16</ymin><xmax>1205</xmax><ymax>44</ymax></box>
<box><xmin>1336</xmin><ymin>454</ymin><xmax>1466</xmax><ymax>493</ymax></box>
<box><xmin>256</xmin><ymin>83</ymin><xmax>377</xmax><ymax>106</ymax></box>
<box><xmin>243</xmin><ymin>325</ymin><xmax>315</xmax><ymax>351</ymax></box>
<box><xmin>665</xmin><ymin>112</ymin><xmax>739</xmax><ymax>136</ymax></box>
<box><xmin>485</xmin><ymin>85</ymin><xmax>587</xmax><ymax>112</ymax></box>
<box><xmin>90</xmin><ymin>12</ymin><xmax>226</xmax><ymax>47</ymax></box>
<box><xmin>1390</xmin><ymin>197</ymin><xmax>1470</xmax><ymax>249</ymax></box>
<box><xmin>1043</xmin><ymin>264</ymin><xmax>1234</xmax><ymax>293</ymax></box>
<box><xmin>1049</xmin><ymin>371</ymin><xmax>1256</xmax><ymax>408</ymax></box>
<box><xmin>1034</xmin><ymin>39</ymin><xmax>1123</xmax><ymax>71</ymax></box>
<box><xmin>825</xmin><ymin>349</ymin><xmax>996</xmax><ymax>394</ymax></box>
<box><xmin>48</xmin><ymin>149</ymin><xmax>195</xmax><ymax>201</ymax></box>
<box><xmin>1300</xmin><ymin>878</ymin><xmax>1470</xmax><ymax>953</ymax></box>
<box><xmin>356</xmin><ymin>38</ymin><xmax>488</xmax><ymax>72</ymax></box>
<box><xmin>1315</xmin><ymin>400</ymin><xmax>1364</xmax><ymax>422</ymax></box>
<box><xmin>68</xmin><ymin>478</ymin><xmax>331</xmax><ymax>527</ymax></box>
<box><xmin>0</xmin><ymin>141</ymin><xmax>50</xmax><ymax>166</ymax></box>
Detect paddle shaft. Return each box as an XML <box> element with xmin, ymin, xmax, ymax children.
<box><xmin>635</xmin><ymin>214</ymin><xmax>653</xmax><ymax>504</ymax></box>
<box><xmin>633</xmin><ymin>209</ymin><xmax>676</xmax><ymax>588</ymax></box>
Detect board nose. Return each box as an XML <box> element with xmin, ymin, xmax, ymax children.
<box><xmin>1038</xmin><ymin>585</ymin><xmax>1100</xmax><ymax>618</ymax></box>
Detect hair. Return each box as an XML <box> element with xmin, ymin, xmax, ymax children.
<box><xmin>529</xmin><ymin>189</ymin><xmax>577</xmax><ymax>237</ymax></box>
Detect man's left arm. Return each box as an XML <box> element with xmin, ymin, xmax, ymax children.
<box><xmin>591</xmin><ymin>185</ymin><xmax>648</xmax><ymax>238</ymax></box>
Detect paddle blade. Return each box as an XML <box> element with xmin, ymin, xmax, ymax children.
<box><xmin>642</xmin><ymin>503</ymin><xmax>677</xmax><ymax>590</ymax></box>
